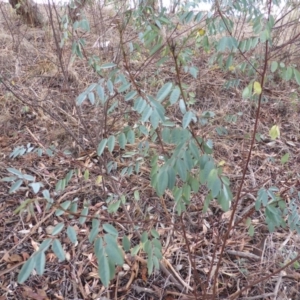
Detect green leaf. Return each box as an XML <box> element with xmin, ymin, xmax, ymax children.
<box><xmin>245</xmin><ymin>217</ymin><xmax>251</xmax><ymax>227</ymax></box>
<box><xmin>221</xmin><ymin>176</ymin><xmax>230</xmax><ymax>186</ymax></box>
<box><xmin>141</xmin><ymin>231</ymin><xmax>148</xmax><ymax>243</ymax></box>
<box><xmin>156</xmin><ymin>82</ymin><xmax>173</xmax><ymax>102</ymax></box>
<box><xmin>52</xmin><ymin>239</ymin><xmax>65</xmax><ymax>262</ymax></box>
<box><xmin>189</xmin><ymin>66</ymin><xmax>198</xmax><ymax>78</ymax></box>
<box><xmin>182</xmin><ymin>111</ymin><xmax>195</xmax><ymax>129</ymax></box>
<box><xmin>242</xmin><ymin>86</ymin><xmax>251</xmax><ymax>99</ymax></box>
<box><xmin>156</xmin><ymin>168</ymin><xmax>168</xmax><ymax>196</ymax></box>
<box><xmin>150</xmin><ymin>43</ymin><xmax>162</xmax><ymax>56</ymax></box>
<box><xmin>190</xmin><ymin>176</ymin><xmax>200</xmax><ymax>192</ymax></box>
<box><xmin>97</xmin><ymin>250</ymin><xmax>110</xmax><ymax>287</ymax></box>
<box><xmin>151</xmin><ymin>229</ymin><xmax>159</xmax><ymax>239</ymax></box>
<box><xmin>156</xmin><ymin>56</ymin><xmax>169</xmax><ymax>66</ymax></box>
<box><xmin>200</xmin><ymin>160</ymin><xmax>213</xmax><ymax>184</ymax></box>
<box><xmin>176</xmin><ymin>159</ymin><xmax>187</xmax><ymax>181</ymax></box>
<box><xmin>141</xmin><ymin>105</ymin><xmax>153</xmax><ymax>122</ymax></box>
<box><xmin>282</xmin><ymin>67</ymin><xmax>293</xmax><ymax>81</ymax></box>
<box><xmin>96</xmin><ymin>85</ymin><xmax>105</xmax><ymax>103</ymax></box>
<box><xmin>78</xmin><ymin>19</ymin><xmax>90</xmax><ymax>31</ymax></box>
<box><xmin>153</xmin><ymin>239</ymin><xmax>162</xmax><ymax>251</ymax></box>
<box><xmin>280</xmin><ymin>62</ymin><xmax>285</xmax><ymax>68</ymax></box>
<box><xmin>88</xmin><ymin>92</ymin><xmax>95</xmax><ymax>105</ymax></box>
<box><xmin>108</xmin><ymin>200</ymin><xmax>121</xmax><ymax>213</ymax></box>
<box><xmin>107</xmin><ymin>136</ymin><xmax>115</xmax><ymax>153</ymax></box>
<box><xmin>89</xmin><ymin>218</ymin><xmax>100</xmax><ymax>243</ymax></box>
<box><xmin>179</xmin><ymin>99</ymin><xmax>186</xmax><ymax>114</ymax></box>
<box><xmin>104</xmin><ymin>234</ymin><xmax>124</xmax><ymax>265</ymax></box>
<box><xmin>217</xmin><ymin>186</ymin><xmax>231</xmax><ymax>211</ymax></box>
<box><xmin>66</xmin><ymin>170</ymin><xmax>74</xmax><ymax>184</ymax></box>
<box><xmin>131</xmin><ymin>244</ymin><xmax>140</xmax><ymax>256</ymax></box>
<box><xmin>118</xmin><ymin>133</ymin><xmax>127</xmax><ymax>149</ymax></box>
<box><xmin>108</xmin><ymin>258</ymin><xmax>116</xmax><ymax>280</ymax></box>
<box><xmin>22</xmin><ymin>174</ymin><xmax>35</xmax><ymax>181</ymax></box>
<box><xmin>143</xmin><ymin>240</ymin><xmax>152</xmax><ymax>255</ymax></box>
<box><xmin>7</xmin><ymin>168</ymin><xmax>23</xmax><ymax>177</ymax></box>
<box><xmin>103</xmin><ymin>224</ymin><xmax>118</xmax><ymax>236</ymax></box>
<box><xmin>184</xmin><ymin>151</ymin><xmax>194</xmax><ymax>171</ymax></box>
<box><xmin>125</xmin><ymin>90</ymin><xmax>137</xmax><ymax>101</ymax></box>
<box><xmin>67</xmin><ymin>226</ymin><xmax>77</xmax><ymax>244</ymax></box>
<box><xmin>9</xmin><ymin>179</ymin><xmax>23</xmax><ymax>193</ymax></box>
<box><xmin>271</xmin><ymin>61</ymin><xmax>278</xmax><ymax>73</ymax></box>
<box><xmin>184</xmin><ymin>11</ymin><xmax>194</xmax><ymax>23</ymax></box>
<box><xmin>118</xmin><ymin>83</ymin><xmax>131</xmax><ymax>93</ymax></box>
<box><xmin>152</xmin><ymin>255</ymin><xmax>160</xmax><ymax>269</ymax></box>
<box><xmin>122</xmin><ymin>236</ymin><xmax>131</xmax><ymax>252</ymax></box>
<box><xmin>94</xmin><ymin>237</ymin><xmax>111</xmax><ymax>285</ymax></box>
<box><xmin>182</xmin><ymin>184</ymin><xmax>191</xmax><ymax>203</ymax></box>
<box><xmin>76</xmin><ymin>93</ymin><xmax>87</xmax><ymax>106</ymax></box>
<box><xmin>259</xmin><ymin>29</ymin><xmax>270</xmax><ymax>43</ymax></box>
<box><xmin>107</xmin><ymin>79</ymin><xmax>114</xmax><ymax>94</ymax></box>
<box><xmin>217</xmin><ymin>36</ymin><xmax>238</xmax><ymax>51</ymax></box>
<box><xmin>134</xmin><ymin>97</ymin><xmax>147</xmax><ymax>113</ymax></box>
<box><xmin>35</xmin><ymin>251</ymin><xmax>46</xmax><ymax>275</ymax></box>
<box><xmin>203</xmin><ymin>193</ymin><xmax>212</xmax><ymax>213</ymax></box>
<box><xmin>169</xmin><ymin>86</ymin><xmax>180</xmax><ymax>104</ymax></box>
<box><xmin>55</xmin><ymin>178</ymin><xmax>66</xmax><ymax>192</ymax></box>
<box><xmin>167</xmin><ymin>167</ymin><xmax>176</xmax><ymax>190</ymax></box>
<box><xmin>51</xmin><ymin>223</ymin><xmax>65</xmax><ymax>235</ymax></box>
<box><xmin>13</xmin><ymin>198</ymin><xmax>31</xmax><ymax>214</ymax></box>
<box><xmin>42</xmin><ymin>189</ymin><xmax>51</xmax><ymax>201</ymax></box>
<box><xmin>257</xmin><ymin>189</ymin><xmax>268</xmax><ymax>209</ymax></box>
<box><xmin>207</xmin><ymin>169</ymin><xmax>221</xmax><ymax>198</ymax></box>
<box><xmin>97</xmin><ymin>139</ymin><xmax>107</xmax><ymax>156</ymax></box>
<box><xmin>150</xmin><ymin>110</ymin><xmax>160</xmax><ymax>129</ymax></box>
<box><xmin>2</xmin><ymin>176</ymin><xmax>17</xmax><ymax>182</ymax></box>
<box><xmin>127</xmin><ymin>129</ymin><xmax>135</xmax><ymax>144</ymax></box>
<box><xmin>69</xmin><ymin>201</ymin><xmax>78</xmax><ymax>219</ymax></box>
<box><xmin>134</xmin><ymin>190</ymin><xmax>140</xmax><ymax>201</ymax></box>
<box><xmin>17</xmin><ymin>257</ymin><xmax>35</xmax><ymax>284</ymax></box>
<box><xmin>248</xmin><ymin>224</ymin><xmax>255</xmax><ymax>237</ymax></box>
<box><xmin>293</xmin><ymin>68</ymin><xmax>300</xmax><ymax>85</ymax></box>
<box><xmin>55</xmin><ymin>200</ymin><xmax>71</xmax><ymax>216</ymax></box>
<box><xmin>147</xmin><ymin>256</ymin><xmax>154</xmax><ymax>276</ymax></box>
<box><xmin>38</xmin><ymin>239</ymin><xmax>52</xmax><ymax>252</ymax></box>
<box><xmin>79</xmin><ymin>207</ymin><xmax>89</xmax><ymax>225</ymax></box>
<box><xmin>100</xmin><ymin>62</ymin><xmax>116</xmax><ymax>69</ymax></box>
<box><xmin>29</xmin><ymin>182</ymin><xmax>42</xmax><ymax>194</ymax></box>
<box><xmin>189</xmin><ymin>141</ymin><xmax>200</xmax><ymax>161</ymax></box>
<box><xmin>94</xmin><ymin>237</ymin><xmax>104</xmax><ymax>260</ymax></box>
<box><xmin>281</xmin><ymin>153</ymin><xmax>290</xmax><ymax>164</ymax></box>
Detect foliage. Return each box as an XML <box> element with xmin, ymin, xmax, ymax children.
<box><xmin>2</xmin><ymin>0</ymin><xmax>300</xmax><ymax>295</ymax></box>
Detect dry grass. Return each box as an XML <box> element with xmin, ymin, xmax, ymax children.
<box><xmin>0</xmin><ymin>1</ymin><xmax>300</xmax><ymax>299</ymax></box>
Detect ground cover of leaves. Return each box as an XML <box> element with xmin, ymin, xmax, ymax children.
<box><xmin>1</xmin><ymin>2</ymin><xmax>300</xmax><ymax>299</ymax></box>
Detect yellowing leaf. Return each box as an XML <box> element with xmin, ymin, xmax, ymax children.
<box><xmin>253</xmin><ymin>81</ymin><xmax>262</xmax><ymax>95</ymax></box>
<box><xmin>218</xmin><ymin>160</ymin><xmax>226</xmax><ymax>167</ymax></box>
<box><xmin>197</xmin><ymin>28</ymin><xmax>206</xmax><ymax>37</ymax></box>
<box><xmin>228</xmin><ymin>65</ymin><xmax>235</xmax><ymax>71</ymax></box>
<box><xmin>269</xmin><ymin>125</ymin><xmax>280</xmax><ymax>140</ymax></box>
<box><xmin>84</xmin><ymin>169</ymin><xmax>89</xmax><ymax>181</ymax></box>
<box><xmin>95</xmin><ymin>175</ymin><xmax>102</xmax><ymax>185</ymax></box>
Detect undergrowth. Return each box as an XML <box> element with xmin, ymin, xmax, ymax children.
<box><xmin>1</xmin><ymin>0</ymin><xmax>300</xmax><ymax>299</ymax></box>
